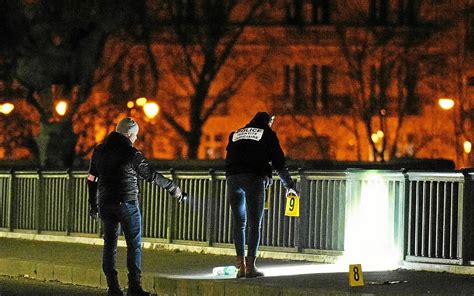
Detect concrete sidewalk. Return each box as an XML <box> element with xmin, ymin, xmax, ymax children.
<box><xmin>1</xmin><ymin>237</ymin><xmax>474</xmax><ymax>295</ymax></box>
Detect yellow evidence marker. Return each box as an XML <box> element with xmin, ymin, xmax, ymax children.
<box><xmin>349</xmin><ymin>264</ymin><xmax>364</xmax><ymax>287</ymax></box>
<box><xmin>285</xmin><ymin>193</ymin><xmax>300</xmax><ymax>217</ymax></box>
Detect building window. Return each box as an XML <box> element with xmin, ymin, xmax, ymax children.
<box><xmin>176</xmin><ymin>0</ymin><xmax>195</xmax><ymax>22</ymax></box>
<box><xmin>277</xmin><ymin>64</ymin><xmax>351</xmax><ymax>115</ymax></box>
<box><xmin>397</xmin><ymin>0</ymin><xmax>417</xmax><ymax>25</ymax></box>
<box><xmin>468</xmin><ymin>76</ymin><xmax>474</xmax><ymax>87</ymax></box>
<box><xmin>285</xmin><ymin>0</ymin><xmax>330</xmax><ymax>25</ymax></box>
<box><xmin>286</xmin><ymin>0</ymin><xmax>304</xmax><ymax>24</ymax></box>
<box><xmin>311</xmin><ymin>0</ymin><xmax>330</xmax><ymax>24</ymax></box>
<box><xmin>467</xmin><ymin>11</ymin><xmax>474</xmax><ymax>53</ymax></box>
<box><xmin>369</xmin><ymin>0</ymin><xmax>389</xmax><ymax>25</ymax></box>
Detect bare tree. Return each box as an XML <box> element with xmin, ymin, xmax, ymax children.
<box><xmin>334</xmin><ymin>0</ymin><xmax>440</xmax><ymax>161</ymax></box>
<box><xmin>0</xmin><ymin>0</ymin><xmax>139</xmax><ymax>167</ymax></box>
<box><xmin>131</xmin><ymin>0</ymin><xmax>269</xmax><ymax>159</ymax></box>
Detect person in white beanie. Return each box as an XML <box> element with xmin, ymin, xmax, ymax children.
<box><xmin>87</xmin><ymin>117</ymin><xmax>187</xmax><ymax>296</ymax></box>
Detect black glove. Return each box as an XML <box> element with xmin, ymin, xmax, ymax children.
<box><xmin>264</xmin><ymin>176</ymin><xmax>273</xmax><ymax>189</ymax></box>
<box><xmin>89</xmin><ymin>206</ymin><xmax>98</xmax><ymax>220</ymax></box>
<box><xmin>286</xmin><ymin>188</ymin><xmax>300</xmax><ymax>197</ymax></box>
<box><xmin>170</xmin><ymin>186</ymin><xmax>188</xmax><ymax>202</ymax></box>
<box><xmin>177</xmin><ymin>192</ymin><xmax>188</xmax><ymax>202</ymax></box>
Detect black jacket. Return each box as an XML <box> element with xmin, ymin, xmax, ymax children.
<box><xmin>87</xmin><ymin>132</ymin><xmax>176</xmax><ymax>207</ymax></box>
<box><xmin>225</xmin><ymin>122</ymin><xmax>294</xmax><ymax>189</ymax></box>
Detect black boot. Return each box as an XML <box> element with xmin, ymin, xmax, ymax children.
<box><xmin>108</xmin><ymin>288</ymin><xmax>124</xmax><ymax>296</ymax></box>
<box><xmin>127</xmin><ymin>285</ymin><xmax>150</xmax><ymax>296</ymax></box>
<box><xmin>127</xmin><ymin>275</ymin><xmax>150</xmax><ymax>296</ymax></box>
<box><xmin>106</xmin><ymin>274</ymin><xmax>123</xmax><ymax>296</ymax></box>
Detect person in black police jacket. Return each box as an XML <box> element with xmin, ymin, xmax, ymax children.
<box><xmin>225</xmin><ymin>112</ymin><xmax>298</xmax><ymax>278</ymax></box>
<box><xmin>87</xmin><ymin>117</ymin><xmax>187</xmax><ymax>296</ymax></box>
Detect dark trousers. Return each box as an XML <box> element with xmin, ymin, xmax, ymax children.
<box><xmin>100</xmin><ymin>200</ymin><xmax>142</xmax><ymax>286</ymax></box>
<box><xmin>227</xmin><ymin>174</ymin><xmax>265</xmax><ymax>257</ymax></box>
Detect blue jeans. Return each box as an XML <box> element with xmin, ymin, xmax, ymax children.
<box><xmin>227</xmin><ymin>174</ymin><xmax>265</xmax><ymax>257</ymax></box>
<box><xmin>100</xmin><ymin>200</ymin><xmax>142</xmax><ymax>286</ymax></box>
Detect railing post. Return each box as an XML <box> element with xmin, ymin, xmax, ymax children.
<box><xmin>65</xmin><ymin>170</ymin><xmax>73</xmax><ymax>236</ymax></box>
<box><xmin>167</xmin><ymin>169</ymin><xmax>176</xmax><ymax>243</ymax></box>
<box><xmin>7</xmin><ymin>170</ymin><xmax>13</xmax><ymax>232</ymax></box>
<box><xmin>206</xmin><ymin>169</ymin><xmax>216</xmax><ymax>247</ymax></box>
<box><xmin>402</xmin><ymin>170</ymin><xmax>410</xmax><ymax>262</ymax></box>
<box><xmin>36</xmin><ymin>170</ymin><xmax>43</xmax><ymax>234</ymax></box>
<box><xmin>462</xmin><ymin>169</ymin><xmax>474</xmax><ymax>263</ymax></box>
<box><xmin>457</xmin><ymin>178</ymin><xmax>465</xmax><ymax>263</ymax></box>
<box><xmin>297</xmin><ymin>168</ymin><xmax>308</xmax><ymax>253</ymax></box>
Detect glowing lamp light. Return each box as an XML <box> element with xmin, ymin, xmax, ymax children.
<box><xmin>0</xmin><ymin>103</ymin><xmax>14</xmax><ymax>114</ymax></box>
<box><xmin>143</xmin><ymin>102</ymin><xmax>159</xmax><ymax>119</ymax></box>
<box><xmin>136</xmin><ymin>97</ymin><xmax>147</xmax><ymax>107</ymax></box>
<box><xmin>438</xmin><ymin>98</ymin><xmax>455</xmax><ymax>110</ymax></box>
<box><xmin>55</xmin><ymin>101</ymin><xmax>67</xmax><ymax>116</ymax></box>
<box><xmin>376</xmin><ymin>130</ymin><xmax>384</xmax><ymax>138</ymax></box>
<box><xmin>464</xmin><ymin>141</ymin><xmax>472</xmax><ymax>154</ymax></box>
<box><xmin>371</xmin><ymin>133</ymin><xmax>379</xmax><ymax>143</ymax></box>
<box><xmin>127</xmin><ymin>101</ymin><xmax>135</xmax><ymax>109</ymax></box>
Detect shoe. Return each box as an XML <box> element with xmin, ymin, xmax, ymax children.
<box><xmin>127</xmin><ymin>286</ymin><xmax>150</xmax><ymax>296</ymax></box>
<box><xmin>107</xmin><ymin>287</ymin><xmax>124</xmax><ymax>296</ymax></box>
<box><xmin>245</xmin><ymin>256</ymin><xmax>264</xmax><ymax>278</ymax></box>
<box><xmin>236</xmin><ymin>255</ymin><xmax>246</xmax><ymax>278</ymax></box>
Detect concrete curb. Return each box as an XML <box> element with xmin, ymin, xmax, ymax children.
<box><xmin>0</xmin><ymin>257</ymin><xmax>330</xmax><ymax>296</ymax></box>
<box><xmin>402</xmin><ymin>261</ymin><xmax>474</xmax><ymax>275</ymax></box>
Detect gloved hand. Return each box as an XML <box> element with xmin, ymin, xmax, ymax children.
<box><xmin>177</xmin><ymin>192</ymin><xmax>188</xmax><ymax>202</ymax></box>
<box><xmin>286</xmin><ymin>188</ymin><xmax>300</xmax><ymax>197</ymax></box>
<box><xmin>264</xmin><ymin>176</ymin><xmax>273</xmax><ymax>189</ymax></box>
<box><xmin>89</xmin><ymin>206</ymin><xmax>98</xmax><ymax>220</ymax></box>
<box><xmin>170</xmin><ymin>186</ymin><xmax>188</xmax><ymax>202</ymax></box>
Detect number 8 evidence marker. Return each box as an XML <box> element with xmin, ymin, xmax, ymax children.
<box><xmin>348</xmin><ymin>264</ymin><xmax>364</xmax><ymax>287</ymax></box>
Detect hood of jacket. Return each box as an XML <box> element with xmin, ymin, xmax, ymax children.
<box><xmin>104</xmin><ymin>131</ymin><xmax>132</xmax><ymax>148</ymax></box>
<box><xmin>246</xmin><ymin>112</ymin><xmax>272</xmax><ymax>128</ymax></box>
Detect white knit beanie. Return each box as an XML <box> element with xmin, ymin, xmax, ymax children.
<box><xmin>116</xmin><ymin>117</ymin><xmax>139</xmax><ymax>135</ymax></box>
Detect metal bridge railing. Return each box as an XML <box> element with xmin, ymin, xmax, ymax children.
<box><xmin>405</xmin><ymin>171</ymin><xmax>466</xmax><ymax>265</ymax></box>
<box><xmin>1</xmin><ymin>169</ymin><xmax>473</xmax><ymax>265</ymax></box>
<box><xmin>300</xmin><ymin>171</ymin><xmax>347</xmax><ymax>254</ymax></box>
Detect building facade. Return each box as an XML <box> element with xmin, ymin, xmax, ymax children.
<box><xmin>93</xmin><ymin>0</ymin><xmax>471</xmax><ymax>167</ymax></box>
<box><xmin>2</xmin><ymin>0</ymin><xmax>474</xmax><ymax>167</ymax></box>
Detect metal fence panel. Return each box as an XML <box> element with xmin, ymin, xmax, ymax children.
<box><xmin>260</xmin><ymin>177</ymin><xmax>298</xmax><ymax>250</ymax></box>
<box><xmin>212</xmin><ymin>174</ymin><xmax>233</xmax><ymax>245</ymax></box>
<box><xmin>0</xmin><ymin>172</ymin><xmax>11</xmax><ymax>229</ymax></box>
<box><xmin>41</xmin><ymin>172</ymin><xmax>68</xmax><ymax>232</ymax></box>
<box><xmin>140</xmin><ymin>173</ymin><xmax>172</xmax><ymax>240</ymax></box>
<box><xmin>173</xmin><ymin>172</ymin><xmax>210</xmax><ymax>242</ymax></box>
<box><xmin>406</xmin><ymin>172</ymin><xmax>464</xmax><ymax>264</ymax></box>
<box><xmin>69</xmin><ymin>172</ymin><xmax>97</xmax><ymax>234</ymax></box>
<box><xmin>304</xmin><ymin>172</ymin><xmax>347</xmax><ymax>252</ymax></box>
<box><xmin>12</xmin><ymin>172</ymin><xmax>39</xmax><ymax>231</ymax></box>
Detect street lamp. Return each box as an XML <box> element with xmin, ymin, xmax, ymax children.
<box><xmin>143</xmin><ymin>102</ymin><xmax>160</xmax><ymax>119</ymax></box>
<box><xmin>55</xmin><ymin>101</ymin><xmax>68</xmax><ymax>116</ymax></box>
<box><xmin>0</xmin><ymin>103</ymin><xmax>14</xmax><ymax>115</ymax></box>
<box><xmin>438</xmin><ymin>98</ymin><xmax>455</xmax><ymax>110</ymax></box>
<box><xmin>136</xmin><ymin>97</ymin><xmax>147</xmax><ymax>107</ymax></box>
<box><xmin>464</xmin><ymin>141</ymin><xmax>472</xmax><ymax>154</ymax></box>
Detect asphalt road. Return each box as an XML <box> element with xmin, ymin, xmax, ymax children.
<box><xmin>0</xmin><ymin>276</ymin><xmax>106</xmax><ymax>296</ymax></box>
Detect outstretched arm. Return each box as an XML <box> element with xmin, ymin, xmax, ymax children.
<box><xmin>269</xmin><ymin>132</ymin><xmax>295</xmax><ymax>190</ymax></box>
<box><xmin>132</xmin><ymin>151</ymin><xmax>187</xmax><ymax>201</ymax></box>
